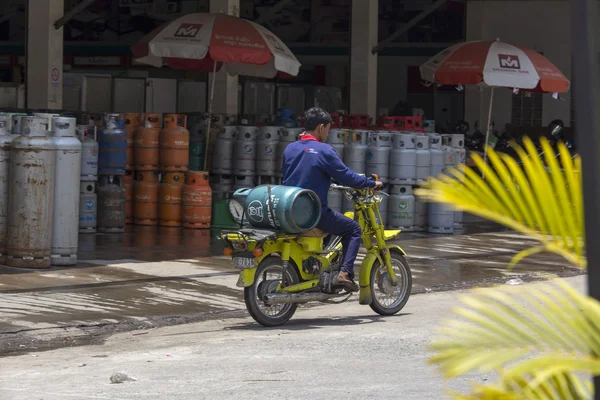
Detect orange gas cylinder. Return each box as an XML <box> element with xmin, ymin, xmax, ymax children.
<box><xmin>160</xmin><ymin>114</ymin><xmax>189</xmax><ymax>171</ymax></box>
<box><xmin>123</xmin><ymin>113</ymin><xmax>139</xmax><ymax>171</ymax></box>
<box><xmin>134</xmin><ymin>170</ymin><xmax>159</xmax><ymax>225</ymax></box>
<box><xmin>123</xmin><ymin>170</ymin><xmax>134</xmax><ymax>224</ymax></box>
<box><xmin>158</xmin><ymin>171</ymin><xmax>185</xmax><ymax>227</ymax></box>
<box><xmin>182</xmin><ymin>171</ymin><xmax>212</xmax><ymax>229</ymax></box>
<box><xmin>134</xmin><ymin>113</ymin><xmax>161</xmax><ymax>170</ymax></box>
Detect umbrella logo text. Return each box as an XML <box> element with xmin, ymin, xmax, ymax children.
<box><xmin>498</xmin><ymin>54</ymin><xmax>520</xmax><ymax>69</ymax></box>
<box><xmin>174</xmin><ymin>23</ymin><xmax>202</xmax><ymax>38</ymax></box>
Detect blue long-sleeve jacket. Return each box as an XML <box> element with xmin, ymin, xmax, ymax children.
<box><xmin>281</xmin><ymin>137</ymin><xmax>375</xmax><ymax>209</ymax></box>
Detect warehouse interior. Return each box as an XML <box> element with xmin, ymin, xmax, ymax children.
<box><xmin>0</xmin><ymin>0</ymin><xmax>576</xmax><ymax>267</ymax></box>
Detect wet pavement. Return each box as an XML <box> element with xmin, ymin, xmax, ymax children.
<box><xmin>0</xmin><ymin>216</ymin><xmax>584</xmax><ymax>355</ymax></box>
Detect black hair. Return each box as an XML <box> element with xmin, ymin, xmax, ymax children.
<box><xmin>304</xmin><ymin>107</ymin><xmax>332</xmax><ymax>131</ymax></box>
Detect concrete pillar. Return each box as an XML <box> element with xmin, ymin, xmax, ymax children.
<box><xmin>26</xmin><ymin>0</ymin><xmax>64</xmax><ymax>109</ymax></box>
<box><xmin>350</xmin><ymin>0</ymin><xmax>378</xmax><ymax>118</ymax></box>
<box><xmin>209</xmin><ymin>0</ymin><xmax>240</xmax><ymax>115</ymax></box>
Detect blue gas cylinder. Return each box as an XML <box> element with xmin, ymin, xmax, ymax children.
<box><xmin>234</xmin><ymin>185</ymin><xmax>321</xmax><ymax>233</ymax></box>
<box><xmin>275</xmin><ymin>108</ymin><xmax>297</xmax><ymax>128</ymax></box>
<box><xmin>98</xmin><ymin>113</ymin><xmax>127</xmax><ymax>175</ymax></box>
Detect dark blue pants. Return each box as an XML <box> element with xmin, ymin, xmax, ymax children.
<box><xmin>317</xmin><ymin>208</ymin><xmax>362</xmax><ymax>278</ymax></box>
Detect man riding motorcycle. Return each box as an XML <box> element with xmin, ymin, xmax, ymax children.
<box><xmin>281</xmin><ymin>107</ymin><xmax>384</xmax><ymax>292</ymax></box>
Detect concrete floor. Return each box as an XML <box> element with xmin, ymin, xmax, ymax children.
<box><xmin>0</xmin><ymin>275</ymin><xmax>587</xmax><ymax>400</ymax></box>
<box><xmin>0</xmin><ymin>218</ymin><xmax>583</xmax><ymax>355</ymax></box>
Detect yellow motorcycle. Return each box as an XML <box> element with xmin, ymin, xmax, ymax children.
<box><xmin>220</xmin><ymin>183</ymin><xmax>412</xmax><ymax>327</ymax></box>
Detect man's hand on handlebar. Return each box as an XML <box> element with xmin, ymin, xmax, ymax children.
<box><xmin>373</xmin><ymin>181</ymin><xmax>384</xmax><ymax>190</ymax></box>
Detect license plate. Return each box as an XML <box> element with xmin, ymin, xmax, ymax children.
<box><xmin>234</xmin><ymin>257</ymin><xmax>255</xmax><ymax>269</ymax></box>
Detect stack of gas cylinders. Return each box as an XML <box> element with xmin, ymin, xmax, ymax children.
<box><xmin>322</xmin><ymin>115</ymin><xmax>468</xmax><ymax>234</ymax></box>
<box><xmin>0</xmin><ymin>113</ymin><xmax>84</xmax><ymax>267</ymax></box>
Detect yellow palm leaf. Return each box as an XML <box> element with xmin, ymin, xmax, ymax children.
<box><xmin>415</xmin><ymin>137</ymin><xmax>585</xmax><ymax>268</ymax></box>
<box><xmin>430</xmin><ymin>279</ymin><xmax>598</xmax><ymax>399</ymax></box>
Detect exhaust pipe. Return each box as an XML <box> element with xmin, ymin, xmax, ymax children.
<box><xmin>264</xmin><ymin>292</ymin><xmax>345</xmax><ymax>305</ymax></box>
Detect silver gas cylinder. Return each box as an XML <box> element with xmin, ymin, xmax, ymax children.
<box><xmin>366</xmin><ymin>131</ymin><xmax>392</xmax><ymax>182</ymax></box>
<box><xmin>415</xmin><ymin>135</ymin><xmax>431</xmax><ymax>182</ymax></box>
<box><xmin>344</xmin><ymin>130</ymin><xmax>368</xmax><ymax>174</ymax></box>
<box><xmin>79</xmin><ymin>181</ymin><xmax>97</xmax><ymax>233</ymax></box>
<box><xmin>34</xmin><ymin>112</ymin><xmax>60</xmax><ymax>127</ymax></box>
<box><xmin>7</xmin><ymin>116</ymin><xmax>56</xmax><ymax>268</ymax></box>
<box><xmin>413</xmin><ymin>195</ymin><xmax>428</xmax><ymax>232</ymax></box>
<box><xmin>342</xmin><ymin>195</ymin><xmax>354</xmax><ymax>213</ymax></box>
<box><xmin>388</xmin><ymin>185</ymin><xmax>415</xmax><ymax>230</ymax></box>
<box><xmin>453</xmin><ymin>147</ymin><xmax>467</xmax><ymax>166</ymax></box>
<box><xmin>233</xmin><ymin>126</ymin><xmax>258</xmax><ymax>176</ymax></box>
<box><xmin>50</xmin><ymin>117</ymin><xmax>82</xmax><ymax>265</ymax></box>
<box><xmin>256</xmin><ymin>126</ymin><xmax>280</xmax><ymax>176</ymax></box>
<box><xmin>327</xmin><ymin>189</ymin><xmax>343</xmax><ymax>213</ymax></box>
<box><xmin>428</xmin><ymin>202</ymin><xmax>455</xmax><ymax>234</ymax></box>
<box><xmin>451</xmin><ymin>133</ymin><xmax>465</xmax><ymax>149</ymax></box>
<box><xmin>212</xmin><ymin>126</ymin><xmax>237</xmax><ymax>174</ymax></box>
<box><xmin>232</xmin><ymin>175</ymin><xmax>255</xmax><ymax>191</ymax></box>
<box><xmin>11</xmin><ymin>114</ymin><xmax>26</xmax><ymax>137</ymax></box>
<box><xmin>441</xmin><ymin>134</ymin><xmax>455</xmax><ymax>169</ymax></box>
<box><xmin>97</xmin><ymin>175</ymin><xmax>126</xmax><ymax>233</ymax></box>
<box><xmin>76</xmin><ymin>124</ymin><xmax>98</xmax><ymax>181</ymax></box>
<box><xmin>276</xmin><ymin>127</ymin><xmax>302</xmax><ymax>177</ymax></box>
<box><xmin>454</xmin><ymin>209</ymin><xmax>464</xmax><ymax>229</ymax></box>
<box><xmin>428</xmin><ymin>133</ymin><xmax>445</xmax><ymax>177</ymax></box>
<box><xmin>390</xmin><ymin>132</ymin><xmax>417</xmax><ymax>184</ymax></box>
<box><xmin>0</xmin><ymin>114</ymin><xmax>11</xmax><ymax>264</ymax></box>
<box><xmin>327</xmin><ymin>129</ymin><xmax>346</xmax><ymax>160</ymax></box>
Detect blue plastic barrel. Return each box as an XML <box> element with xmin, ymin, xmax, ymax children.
<box><xmin>234</xmin><ymin>185</ymin><xmax>322</xmax><ymax>233</ymax></box>
<box><xmin>98</xmin><ymin>113</ymin><xmax>127</xmax><ymax>175</ymax></box>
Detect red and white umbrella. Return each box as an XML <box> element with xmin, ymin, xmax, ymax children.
<box><xmin>132</xmin><ymin>13</ymin><xmax>301</xmax><ymax>171</ymax></box>
<box><xmin>420</xmin><ymin>40</ymin><xmax>569</xmax><ymax>93</ymax></box>
<box><xmin>132</xmin><ymin>13</ymin><xmax>301</xmax><ymax>78</ymax></box>
<box><xmin>420</xmin><ymin>40</ymin><xmax>570</xmax><ymax>168</ymax></box>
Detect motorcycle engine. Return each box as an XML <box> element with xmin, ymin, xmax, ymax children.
<box><xmin>318</xmin><ymin>271</ymin><xmax>343</xmax><ymax>294</ymax></box>
<box><xmin>302</xmin><ymin>257</ymin><xmax>322</xmax><ymax>275</ymax></box>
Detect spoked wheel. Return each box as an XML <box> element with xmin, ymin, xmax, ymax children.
<box><xmin>244</xmin><ymin>257</ymin><xmax>300</xmax><ymax>327</ymax></box>
<box><xmin>369</xmin><ymin>250</ymin><xmax>412</xmax><ymax>316</ymax></box>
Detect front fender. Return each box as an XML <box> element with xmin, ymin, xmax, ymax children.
<box><xmin>358</xmin><ymin>245</ymin><xmax>406</xmax><ymax>305</ymax></box>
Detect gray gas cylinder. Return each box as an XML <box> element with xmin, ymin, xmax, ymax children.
<box><xmin>390</xmin><ymin>133</ymin><xmax>417</xmax><ymax>184</ymax></box>
<box><xmin>76</xmin><ymin>124</ymin><xmax>98</xmax><ymax>181</ymax></box>
<box><xmin>212</xmin><ymin>126</ymin><xmax>237</xmax><ymax>174</ymax></box>
<box><xmin>453</xmin><ymin>147</ymin><xmax>467</xmax><ymax>166</ymax></box>
<box><xmin>11</xmin><ymin>114</ymin><xmax>25</xmax><ymax>136</ymax></box>
<box><xmin>415</xmin><ymin>135</ymin><xmax>431</xmax><ymax>182</ymax></box>
<box><xmin>374</xmin><ymin>191</ymin><xmax>389</xmax><ymax>227</ymax></box>
<box><xmin>441</xmin><ymin>134</ymin><xmax>455</xmax><ymax>168</ymax></box>
<box><xmin>429</xmin><ymin>133</ymin><xmax>445</xmax><ymax>177</ymax></box>
<box><xmin>276</xmin><ymin>127</ymin><xmax>302</xmax><ymax>177</ymax></box>
<box><xmin>233</xmin><ymin>126</ymin><xmax>258</xmax><ymax>176</ymax></box>
<box><xmin>342</xmin><ymin>195</ymin><xmax>354</xmax><ymax>212</ymax></box>
<box><xmin>327</xmin><ymin>129</ymin><xmax>346</xmax><ymax>160</ymax></box>
<box><xmin>34</xmin><ymin>112</ymin><xmax>60</xmax><ymax>127</ymax></box>
<box><xmin>79</xmin><ymin>181</ymin><xmax>97</xmax><ymax>233</ymax></box>
<box><xmin>97</xmin><ymin>175</ymin><xmax>126</xmax><ymax>233</ymax></box>
<box><xmin>50</xmin><ymin>117</ymin><xmax>82</xmax><ymax>265</ymax></box>
<box><xmin>344</xmin><ymin>130</ymin><xmax>368</xmax><ymax>174</ymax></box>
<box><xmin>0</xmin><ymin>114</ymin><xmax>11</xmax><ymax>264</ymax></box>
<box><xmin>428</xmin><ymin>202</ymin><xmax>455</xmax><ymax>234</ymax></box>
<box><xmin>233</xmin><ymin>175</ymin><xmax>255</xmax><ymax>191</ymax></box>
<box><xmin>366</xmin><ymin>131</ymin><xmax>392</xmax><ymax>182</ymax></box>
<box><xmin>256</xmin><ymin>126</ymin><xmax>280</xmax><ymax>176</ymax></box>
<box><xmin>454</xmin><ymin>209</ymin><xmax>464</xmax><ymax>229</ymax></box>
<box><xmin>414</xmin><ymin>195</ymin><xmax>428</xmax><ymax>232</ymax></box>
<box><xmin>327</xmin><ymin>189</ymin><xmax>343</xmax><ymax>213</ymax></box>
<box><xmin>451</xmin><ymin>133</ymin><xmax>465</xmax><ymax>149</ymax></box>
<box><xmin>7</xmin><ymin>116</ymin><xmax>56</xmax><ymax>268</ymax></box>
<box><xmin>388</xmin><ymin>185</ymin><xmax>415</xmax><ymax>230</ymax></box>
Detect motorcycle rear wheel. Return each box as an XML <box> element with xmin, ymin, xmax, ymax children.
<box><xmin>244</xmin><ymin>257</ymin><xmax>300</xmax><ymax>327</ymax></box>
<box><xmin>369</xmin><ymin>250</ymin><xmax>412</xmax><ymax>316</ymax></box>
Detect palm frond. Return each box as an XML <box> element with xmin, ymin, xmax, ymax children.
<box><xmin>430</xmin><ymin>279</ymin><xmax>599</xmax><ymax>399</ymax></box>
<box><xmin>415</xmin><ymin>137</ymin><xmax>585</xmax><ymax>268</ymax></box>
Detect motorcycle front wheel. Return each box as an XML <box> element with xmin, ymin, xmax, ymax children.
<box><xmin>244</xmin><ymin>257</ymin><xmax>300</xmax><ymax>327</ymax></box>
<box><xmin>369</xmin><ymin>250</ymin><xmax>412</xmax><ymax>315</ymax></box>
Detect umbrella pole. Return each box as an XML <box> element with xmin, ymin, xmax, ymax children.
<box><xmin>203</xmin><ymin>60</ymin><xmax>218</xmax><ymax>172</ymax></box>
<box><xmin>482</xmin><ymin>86</ymin><xmax>495</xmax><ymax>177</ymax></box>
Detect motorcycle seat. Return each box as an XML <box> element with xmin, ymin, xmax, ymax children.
<box><xmin>302</xmin><ymin>227</ymin><xmax>327</xmax><ymax>237</ymax></box>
